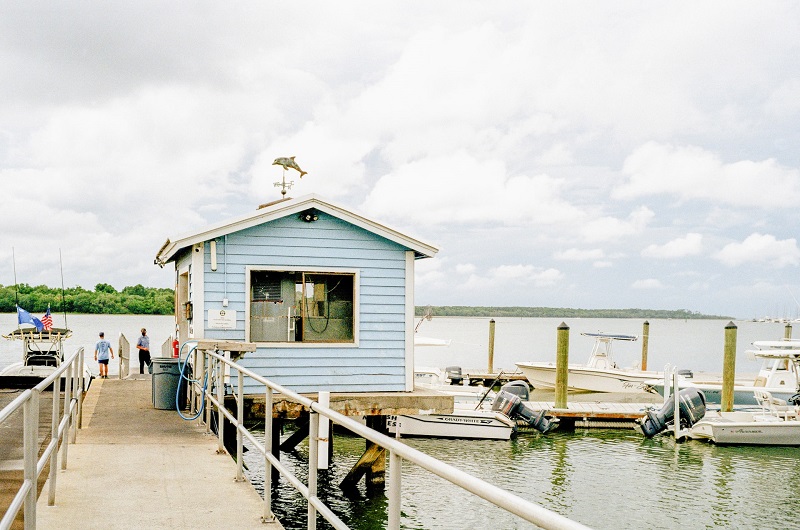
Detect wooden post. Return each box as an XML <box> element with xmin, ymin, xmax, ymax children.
<box><xmin>640</xmin><ymin>320</ymin><xmax>650</xmax><ymax>371</ymax></box>
<box><xmin>555</xmin><ymin>322</ymin><xmax>569</xmax><ymax>409</ymax></box>
<box><xmin>785</xmin><ymin>323</ymin><xmax>793</xmax><ymax>340</ymax></box>
<box><xmin>488</xmin><ymin>319</ymin><xmax>496</xmax><ymax>374</ymax></box>
<box><xmin>721</xmin><ymin>321</ymin><xmax>738</xmax><ymax>412</ymax></box>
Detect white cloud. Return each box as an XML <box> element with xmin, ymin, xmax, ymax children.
<box><xmin>360</xmin><ymin>151</ymin><xmax>585</xmax><ymax>226</ymax></box>
<box><xmin>580</xmin><ymin>206</ymin><xmax>654</xmax><ymax>242</ymax></box>
<box><xmin>632</xmin><ymin>279</ymin><xmax>666</xmax><ymax>290</ymax></box>
<box><xmin>615</xmin><ymin>142</ymin><xmax>800</xmax><ymax>207</ymax></box>
<box><xmin>455</xmin><ymin>263</ymin><xmax>476</xmax><ymax>275</ymax></box>
<box><xmin>554</xmin><ymin>248</ymin><xmax>605</xmax><ymax>261</ymax></box>
<box><xmin>642</xmin><ymin>233</ymin><xmax>703</xmax><ymax>258</ymax></box>
<box><xmin>715</xmin><ymin>233</ymin><xmax>800</xmax><ymax>267</ymax></box>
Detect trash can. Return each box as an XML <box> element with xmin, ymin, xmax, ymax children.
<box><xmin>152</xmin><ymin>357</ymin><xmax>183</xmax><ymax>410</ymax></box>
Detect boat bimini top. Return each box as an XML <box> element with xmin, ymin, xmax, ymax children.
<box><xmin>2</xmin><ymin>327</ymin><xmax>72</xmax><ymax>368</ymax></box>
<box><xmin>580</xmin><ymin>332</ymin><xmax>638</xmax><ymax>370</ymax></box>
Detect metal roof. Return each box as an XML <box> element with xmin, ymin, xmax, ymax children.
<box><xmin>154</xmin><ymin>194</ymin><xmax>439</xmax><ymax>266</ymax></box>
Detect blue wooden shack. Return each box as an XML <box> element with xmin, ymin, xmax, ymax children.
<box><xmin>154</xmin><ymin>194</ymin><xmax>438</xmax><ymax>394</ymax></box>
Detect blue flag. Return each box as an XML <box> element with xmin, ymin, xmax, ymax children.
<box><xmin>17</xmin><ymin>305</ymin><xmax>44</xmax><ymax>331</ymax></box>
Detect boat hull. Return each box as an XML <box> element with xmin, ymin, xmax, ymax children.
<box><xmin>688</xmin><ymin>411</ymin><xmax>800</xmax><ymax>445</ymax></box>
<box><xmin>648</xmin><ymin>381</ymin><xmax>796</xmax><ymax>406</ymax></box>
<box><xmin>515</xmin><ymin>362</ymin><xmax>659</xmax><ymax>394</ymax></box>
<box><xmin>386</xmin><ymin>410</ymin><xmax>515</xmax><ymax>440</ymax></box>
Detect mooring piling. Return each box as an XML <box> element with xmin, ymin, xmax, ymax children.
<box><xmin>488</xmin><ymin>318</ymin><xmax>496</xmax><ymax>374</ymax></box>
<box><xmin>555</xmin><ymin>322</ymin><xmax>570</xmax><ymax>409</ymax></box>
<box><xmin>640</xmin><ymin>320</ymin><xmax>650</xmax><ymax>371</ymax></box>
<box><xmin>721</xmin><ymin>321</ymin><xmax>738</xmax><ymax>412</ymax></box>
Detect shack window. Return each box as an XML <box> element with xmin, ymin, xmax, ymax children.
<box><xmin>249</xmin><ymin>270</ymin><xmax>355</xmax><ymax>343</ymax></box>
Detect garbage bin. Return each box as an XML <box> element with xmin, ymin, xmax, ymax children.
<box><xmin>152</xmin><ymin>357</ymin><xmax>183</xmax><ymax>410</ymax></box>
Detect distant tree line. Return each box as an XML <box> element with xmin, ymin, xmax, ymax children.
<box><xmin>0</xmin><ymin>283</ymin><xmax>174</xmax><ymax>315</ymax></box>
<box><xmin>415</xmin><ymin>306</ymin><xmax>732</xmax><ymax>320</ymax></box>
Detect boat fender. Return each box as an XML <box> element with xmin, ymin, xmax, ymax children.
<box><xmin>636</xmin><ymin>387</ymin><xmax>706</xmax><ymax>438</ymax></box>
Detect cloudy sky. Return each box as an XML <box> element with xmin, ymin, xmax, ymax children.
<box><xmin>2</xmin><ymin>2</ymin><xmax>800</xmax><ymax>319</ymax></box>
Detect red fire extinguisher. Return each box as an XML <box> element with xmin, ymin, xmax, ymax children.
<box><xmin>173</xmin><ymin>339</ymin><xmax>179</xmax><ymax>358</ymax></box>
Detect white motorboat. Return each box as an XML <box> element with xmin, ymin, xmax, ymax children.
<box><xmin>0</xmin><ymin>327</ymin><xmax>93</xmax><ymax>391</ymax></box>
<box><xmin>413</xmin><ymin>366</ymin><xmax>495</xmax><ymax>404</ymax></box>
<box><xmin>686</xmin><ymin>390</ymin><xmax>800</xmax><ymax>445</ymax></box>
<box><xmin>516</xmin><ymin>332</ymin><xmax>663</xmax><ymax>394</ymax></box>
<box><xmin>387</xmin><ymin>408</ymin><xmax>518</xmax><ymax>440</ymax></box>
<box><xmin>387</xmin><ymin>380</ymin><xmax>557</xmax><ymax>440</ymax></box>
<box><xmin>646</xmin><ymin>340</ymin><xmax>800</xmax><ymax>405</ymax></box>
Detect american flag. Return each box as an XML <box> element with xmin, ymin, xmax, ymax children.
<box><xmin>41</xmin><ymin>306</ymin><xmax>53</xmax><ymax>331</ymax></box>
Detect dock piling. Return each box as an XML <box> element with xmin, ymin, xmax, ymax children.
<box><xmin>555</xmin><ymin>322</ymin><xmax>570</xmax><ymax>409</ymax></box>
<box><xmin>488</xmin><ymin>319</ymin><xmax>496</xmax><ymax>374</ymax></box>
<box><xmin>640</xmin><ymin>320</ymin><xmax>649</xmax><ymax>371</ymax></box>
<box><xmin>721</xmin><ymin>321</ymin><xmax>738</xmax><ymax>412</ymax></box>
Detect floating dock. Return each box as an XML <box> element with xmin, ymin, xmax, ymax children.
<box><xmin>31</xmin><ymin>376</ymin><xmax>282</xmax><ymax>530</ymax></box>
<box><xmin>522</xmin><ymin>390</ymin><xmax>664</xmax><ymax>429</ymax></box>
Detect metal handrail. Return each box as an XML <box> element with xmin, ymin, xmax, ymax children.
<box><xmin>0</xmin><ymin>347</ymin><xmax>86</xmax><ymax>530</ymax></box>
<box><xmin>192</xmin><ymin>347</ymin><xmax>590</xmax><ymax>530</ymax></box>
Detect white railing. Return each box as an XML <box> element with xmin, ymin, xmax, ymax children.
<box><xmin>188</xmin><ymin>346</ymin><xmax>590</xmax><ymax>530</ymax></box>
<box><xmin>0</xmin><ymin>347</ymin><xmax>86</xmax><ymax>530</ymax></box>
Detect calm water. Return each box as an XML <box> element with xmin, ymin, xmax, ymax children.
<box><xmin>3</xmin><ymin>314</ymin><xmax>798</xmax><ymax>529</ymax></box>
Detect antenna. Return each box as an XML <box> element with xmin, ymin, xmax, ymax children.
<box><xmin>12</xmin><ymin>247</ymin><xmax>19</xmax><ymax>330</ymax></box>
<box><xmin>60</xmin><ymin>248</ymin><xmax>68</xmax><ymax>330</ymax></box>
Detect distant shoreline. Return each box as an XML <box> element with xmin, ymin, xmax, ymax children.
<box><xmin>415</xmin><ymin>306</ymin><xmax>734</xmax><ymax>320</ymax></box>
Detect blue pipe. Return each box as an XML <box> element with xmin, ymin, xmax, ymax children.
<box><xmin>175</xmin><ymin>341</ymin><xmax>209</xmax><ymax>421</ymax></box>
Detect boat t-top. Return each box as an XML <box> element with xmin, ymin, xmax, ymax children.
<box><xmin>516</xmin><ymin>332</ymin><xmax>664</xmax><ymax>394</ymax></box>
<box><xmin>0</xmin><ymin>326</ymin><xmax>92</xmax><ymax>390</ymax></box>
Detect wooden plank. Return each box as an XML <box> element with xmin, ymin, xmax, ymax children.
<box><xmin>524</xmin><ymin>401</ymin><xmax>653</xmax><ymax>420</ymax></box>
<box><xmin>194</xmin><ymin>339</ymin><xmax>257</xmax><ymax>353</ymax></box>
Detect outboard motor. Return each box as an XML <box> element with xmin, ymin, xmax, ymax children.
<box><xmin>492</xmin><ymin>388</ymin><xmax>558</xmax><ymax>434</ymax></box>
<box><xmin>677</xmin><ymin>369</ymin><xmax>694</xmax><ymax>379</ymax></box>
<box><xmin>445</xmin><ymin>366</ymin><xmax>463</xmax><ymax>385</ymax></box>
<box><xmin>499</xmin><ymin>380</ymin><xmax>530</xmax><ymax>401</ymax></box>
<box><xmin>637</xmin><ymin>387</ymin><xmax>706</xmax><ymax>438</ymax></box>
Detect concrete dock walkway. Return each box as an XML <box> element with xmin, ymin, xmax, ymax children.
<box><xmin>35</xmin><ymin>376</ymin><xmax>282</xmax><ymax>529</ymax></box>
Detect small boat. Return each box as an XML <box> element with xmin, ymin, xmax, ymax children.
<box><xmin>387</xmin><ymin>381</ymin><xmax>557</xmax><ymax>440</ymax></box>
<box><xmin>686</xmin><ymin>390</ymin><xmax>800</xmax><ymax>446</ymax></box>
<box><xmin>386</xmin><ymin>408</ymin><xmax>519</xmax><ymax>440</ymax></box>
<box><xmin>516</xmin><ymin>332</ymin><xmax>664</xmax><ymax>394</ymax></box>
<box><xmin>0</xmin><ymin>327</ymin><xmax>93</xmax><ymax>390</ymax></box>
<box><xmin>645</xmin><ymin>340</ymin><xmax>800</xmax><ymax>405</ymax></box>
<box><xmin>413</xmin><ymin>366</ymin><xmax>494</xmax><ymax>404</ymax></box>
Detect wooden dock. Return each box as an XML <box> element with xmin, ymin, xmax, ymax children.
<box><xmin>31</xmin><ymin>376</ymin><xmax>282</xmax><ymax>529</ymax></box>
<box><xmin>525</xmin><ymin>392</ymin><xmax>663</xmax><ymax>428</ymax></box>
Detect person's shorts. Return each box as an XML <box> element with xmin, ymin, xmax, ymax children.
<box><xmin>98</xmin><ymin>359</ymin><xmax>109</xmax><ymax>365</ymax></box>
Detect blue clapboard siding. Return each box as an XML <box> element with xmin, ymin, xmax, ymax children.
<box><xmin>200</xmin><ymin>212</ymin><xmax>411</xmax><ymax>393</ymax></box>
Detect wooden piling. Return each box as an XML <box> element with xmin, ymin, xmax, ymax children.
<box><xmin>785</xmin><ymin>323</ymin><xmax>793</xmax><ymax>340</ymax></box>
<box><xmin>721</xmin><ymin>321</ymin><xmax>738</xmax><ymax>412</ymax></box>
<box><xmin>488</xmin><ymin>319</ymin><xmax>496</xmax><ymax>374</ymax></box>
<box><xmin>640</xmin><ymin>320</ymin><xmax>650</xmax><ymax>371</ymax></box>
<box><xmin>555</xmin><ymin>322</ymin><xmax>570</xmax><ymax>409</ymax></box>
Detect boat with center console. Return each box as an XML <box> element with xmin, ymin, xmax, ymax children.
<box><xmin>516</xmin><ymin>332</ymin><xmax>666</xmax><ymax>394</ymax></box>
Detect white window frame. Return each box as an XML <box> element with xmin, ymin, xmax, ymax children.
<box><xmin>245</xmin><ymin>265</ymin><xmax>360</xmax><ymax>347</ymax></box>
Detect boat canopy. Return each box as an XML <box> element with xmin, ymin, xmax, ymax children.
<box><xmin>580</xmin><ymin>332</ymin><xmax>638</xmax><ymax>341</ymax></box>
<box><xmin>2</xmin><ymin>328</ymin><xmax>72</xmax><ymax>341</ymax></box>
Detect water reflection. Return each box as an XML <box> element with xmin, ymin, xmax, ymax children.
<box><xmin>242</xmin><ymin>426</ymin><xmax>800</xmax><ymax>530</ymax></box>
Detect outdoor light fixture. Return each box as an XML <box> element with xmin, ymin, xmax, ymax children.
<box><xmin>299</xmin><ymin>208</ymin><xmax>319</xmax><ymax>222</ymax></box>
